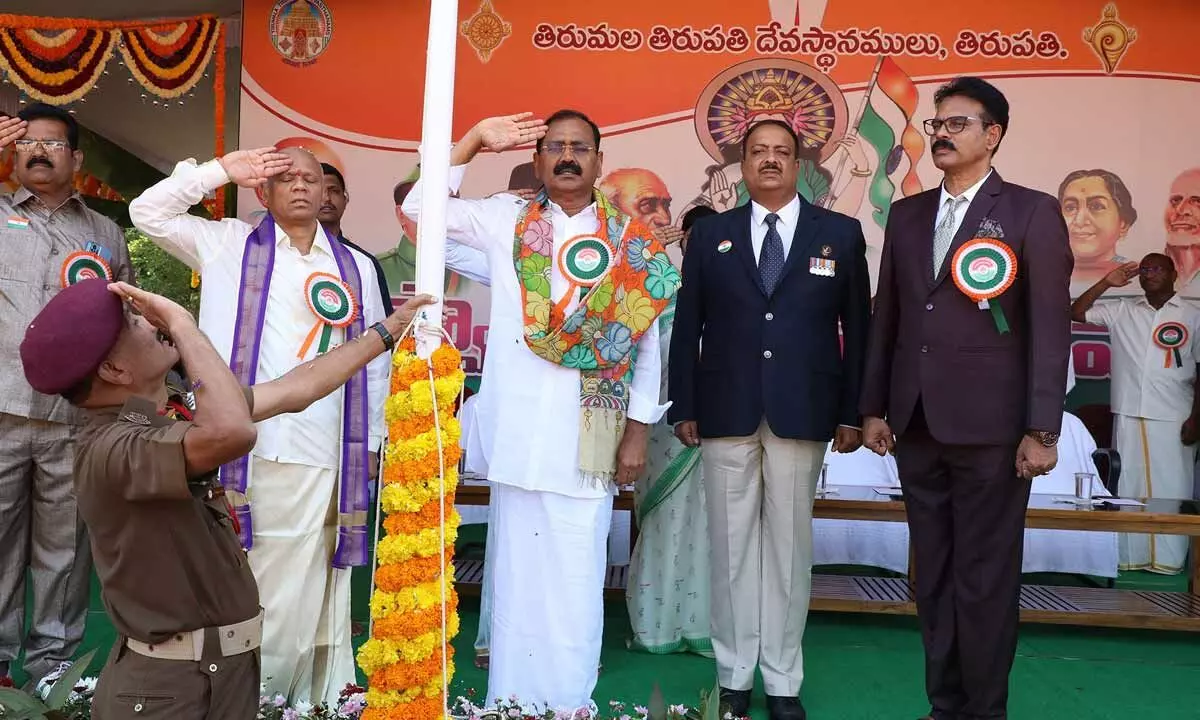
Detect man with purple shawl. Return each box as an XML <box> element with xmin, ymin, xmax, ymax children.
<box><xmin>128</xmin><ymin>146</ymin><xmax>389</xmax><ymax>705</ymax></box>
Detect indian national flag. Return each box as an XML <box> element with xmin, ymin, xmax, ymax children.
<box><xmin>856</xmin><ymin>57</ymin><xmax>925</xmax><ymax>228</ymax></box>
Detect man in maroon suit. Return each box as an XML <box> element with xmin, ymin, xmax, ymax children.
<box><xmin>860</xmin><ymin>77</ymin><xmax>1072</xmax><ymax>720</ymax></box>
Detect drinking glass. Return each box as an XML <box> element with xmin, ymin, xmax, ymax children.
<box><xmin>1074</xmin><ymin>472</ymin><xmax>1096</xmax><ymax>505</ymax></box>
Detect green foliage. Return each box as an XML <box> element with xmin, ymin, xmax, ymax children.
<box><xmin>126</xmin><ymin>228</ymin><xmax>200</xmax><ymax>317</ymax></box>
<box><xmin>0</xmin><ymin>649</ymin><xmax>97</xmax><ymax>720</ymax></box>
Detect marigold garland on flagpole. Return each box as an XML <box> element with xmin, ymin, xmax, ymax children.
<box><xmin>357</xmin><ymin>336</ymin><xmax>464</xmax><ymax>719</ymax></box>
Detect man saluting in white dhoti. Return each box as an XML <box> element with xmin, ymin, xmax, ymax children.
<box><xmin>403</xmin><ymin>110</ymin><xmax>678</xmax><ymax>713</ymax></box>
<box><xmin>129</xmin><ymin>146</ymin><xmax>390</xmax><ymax>705</ymax></box>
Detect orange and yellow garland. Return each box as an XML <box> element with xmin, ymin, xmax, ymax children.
<box><xmin>357</xmin><ymin>337</ymin><xmax>464</xmax><ymax>719</ymax></box>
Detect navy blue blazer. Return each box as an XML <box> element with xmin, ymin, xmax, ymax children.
<box><xmin>667</xmin><ymin>199</ymin><xmax>871</xmax><ymax>440</ymax></box>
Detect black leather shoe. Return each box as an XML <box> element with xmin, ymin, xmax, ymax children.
<box><xmin>766</xmin><ymin>695</ymin><xmax>807</xmax><ymax>720</ymax></box>
<box><xmin>719</xmin><ymin>687</ymin><xmax>751</xmax><ymax>717</ymax></box>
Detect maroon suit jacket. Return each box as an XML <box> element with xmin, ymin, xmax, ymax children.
<box><xmin>859</xmin><ymin>170</ymin><xmax>1073</xmax><ymax>445</ymax></box>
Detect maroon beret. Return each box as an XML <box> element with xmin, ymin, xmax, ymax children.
<box><xmin>21</xmin><ymin>278</ymin><xmax>124</xmax><ymax>395</ymax></box>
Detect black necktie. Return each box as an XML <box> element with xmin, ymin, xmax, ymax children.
<box><xmin>760</xmin><ymin>212</ymin><xmax>785</xmax><ymax>294</ymax></box>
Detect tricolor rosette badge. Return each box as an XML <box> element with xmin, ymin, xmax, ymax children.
<box><xmin>950</xmin><ymin>238</ymin><xmax>1017</xmax><ymax>334</ymax></box>
<box><xmin>299</xmin><ymin>271</ymin><xmax>359</xmax><ymax>359</ymax></box>
<box><xmin>1153</xmin><ymin>321</ymin><xmax>1189</xmax><ymax>368</ymax></box>
<box><xmin>557</xmin><ymin>233</ymin><xmax>614</xmax><ymax>287</ymax></box>
<box><xmin>60</xmin><ymin>251</ymin><xmax>113</xmax><ymax>287</ymax></box>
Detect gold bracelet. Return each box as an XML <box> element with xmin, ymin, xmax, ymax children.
<box><xmin>850</xmin><ymin>167</ymin><xmax>872</xmax><ymax>177</ymax></box>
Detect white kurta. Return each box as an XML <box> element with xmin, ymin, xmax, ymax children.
<box><xmin>129</xmin><ymin>160</ymin><xmax>389</xmax><ymax>704</ymax></box>
<box><xmin>1085</xmin><ymin>295</ymin><xmax>1200</xmax><ymax>573</ymax></box>
<box><xmin>404</xmin><ymin>165</ymin><xmax>667</xmax><ymax>713</ymax></box>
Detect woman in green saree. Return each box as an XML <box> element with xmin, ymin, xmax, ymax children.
<box><xmin>625</xmin><ymin>205</ymin><xmax>718</xmax><ymax>657</ymax></box>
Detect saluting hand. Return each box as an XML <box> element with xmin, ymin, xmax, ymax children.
<box><xmin>219</xmin><ymin>147</ymin><xmax>293</xmax><ymax>188</ymax></box>
<box><xmin>474</xmin><ymin>113</ymin><xmax>549</xmax><ymax>152</ymax></box>
<box><xmin>1102</xmin><ymin>261</ymin><xmax>1139</xmax><ymax>288</ymax></box>
<box><xmin>654</xmin><ymin>226</ymin><xmax>685</xmax><ymax>247</ymax></box>
<box><xmin>108</xmin><ymin>282</ymin><xmax>195</xmax><ymax>334</ymax></box>
<box><xmin>0</xmin><ymin>116</ymin><xmax>27</xmax><ymax>149</ymax></box>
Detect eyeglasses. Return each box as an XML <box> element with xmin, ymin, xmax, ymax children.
<box><xmin>13</xmin><ymin>139</ymin><xmax>70</xmax><ymax>152</ymax></box>
<box><xmin>1139</xmin><ymin>266</ymin><xmax>1168</xmax><ymax>276</ymax></box>
<box><xmin>922</xmin><ymin>116</ymin><xmax>992</xmax><ymax>136</ymax></box>
<box><xmin>539</xmin><ymin>141</ymin><xmax>595</xmax><ymax>156</ymax></box>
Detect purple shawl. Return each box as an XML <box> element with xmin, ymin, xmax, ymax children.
<box><xmin>218</xmin><ymin>213</ymin><xmax>371</xmax><ymax>568</ymax></box>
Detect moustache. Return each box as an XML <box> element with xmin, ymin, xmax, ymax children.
<box><xmin>932</xmin><ymin>139</ymin><xmax>956</xmax><ymax>153</ymax></box>
<box><xmin>759</xmin><ymin>163</ymin><xmax>782</xmax><ymax>173</ymax></box>
<box><xmin>25</xmin><ymin>157</ymin><xmax>53</xmax><ymax>169</ymax></box>
<box><xmin>319</xmin><ymin>204</ymin><xmax>336</xmax><ymax>213</ymax></box>
<box><xmin>553</xmin><ymin>161</ymin><xmax>582</xmax><ymax>176</ymax></box>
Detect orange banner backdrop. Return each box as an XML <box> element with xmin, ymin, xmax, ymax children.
<box><xmin>239</xmin><ymin>0</ymin><xmax>1200</xmax><ymax>394</ymax></box>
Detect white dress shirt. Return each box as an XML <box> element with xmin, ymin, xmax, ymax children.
<box><xmin>935</xmin><ymin>168</ymin><xmax>994</xmax><ymax>235</ymax></box>
<box><xmin>446</xmin><ymin>240</ymin><xmax>491</xmax><ymax>286</ymax></box>
<box><xmin>403</xmin><ymin>165</ymin><xmax>668</xmax><ymax>499</ymax></box>
<box><xmin>1085</xmin><ymin>294</ymin><xmax>1200</xmax><ymax>422</ymax></box>
<box><xmin>129</xmin><ymin>159</ymin><xmax>389</xmax><ymax>467</ymax></box>
<box><xmin>749</xmin><ymin>194</ymin><xmax>801</xmax><ymax>262</ymax></box>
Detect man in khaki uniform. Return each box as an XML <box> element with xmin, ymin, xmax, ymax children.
<box><xmin>19</xmin><ymin>278</ymin><xmax>431</xmax><ymax>718</ymax></box>
<box><xmin>0</xmin><ymin>105</ymin><xmax>131</xmax><ymax>693</ymax></box>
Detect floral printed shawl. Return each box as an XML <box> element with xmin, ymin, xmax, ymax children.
<box><xmin>513</xmin><ymin>189</ymin><xmax>680</xmax><ymax>487</ymax></box>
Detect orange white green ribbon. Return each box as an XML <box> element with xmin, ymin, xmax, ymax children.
<box><xmin>554</xmin><ymin>233</ymin><xmax>614</xmax><ymax>315</ymax></box>
<box><xmin>950</xmin><ymin>238</ymin><xmax>1017</xmax><ymax>334</ymax></box>
<box><xmin>299</xmin><ymin>271</ymin><xmax>358</xmax><ymax>359</ymax></box>
<box><xmin>1154</xmin><ymin>321</ymin><xmax>1188</xmax><ymax>368</ymax></box>
<box><xmin>60</xmin><ymin>250</ymin><xmax>112</xmax><ymax>287</ymax></box>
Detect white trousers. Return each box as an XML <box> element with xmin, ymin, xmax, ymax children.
<box><xmin>1114</xmin><ymin>414</ymin><xmax>1197</xmax><ymax>573</ymax></box>
<box><xmin>486</xmin><ymin>482</ymin><xmax>612</xmax><ymax>713</ymax></box>
<box><xmin>246</xmin><ymin>458</ymin><xmax>356</xmax><ymax>704</ymax></box>
<box><xmin>702</xmin><ymin>421</ymin><xmax>824</xmax><ymax>697</ymax></box>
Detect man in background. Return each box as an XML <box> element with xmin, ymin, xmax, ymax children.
<box><xmin>0</xmin><ymin>105</ymin><xmax>133</xmax><ymax>694</ymax></box>
<box><xmin>1072</xmin><ymin>254</ymin><xmax>1200</xmax><ymax>573</ymax></box>
<box><xmin>377</xmin><ymin>180</ymin><xmax>489</xmax><ymax>295</ymax></box>
<box><xmin>318</xmin><ymin>163</ymin><xmax>394</xmax><ymax>313</ymax></box>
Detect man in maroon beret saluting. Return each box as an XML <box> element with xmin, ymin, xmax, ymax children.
<box><xmin>19</xmin><ymin>279</ymin><xmax>432</xmax><ymax>719</ymax></box>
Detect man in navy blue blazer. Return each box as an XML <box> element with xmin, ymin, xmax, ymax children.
<box><xmin>667</xmin><ymin>120</ymin><xmax>871</xmax><ymax>720</ymax></box>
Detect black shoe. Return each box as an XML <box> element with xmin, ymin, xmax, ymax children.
<box><xmin>719</xmin><ymin>687</ymin><xmax>751</xmax><ymax>717</ymax></box>
<box><xmin>766</xmin><ymin>695</ymin><xmax>807</xmax><ymax>720</ymax></box>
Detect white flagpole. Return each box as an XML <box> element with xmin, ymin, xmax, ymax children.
<box><xmin>414</xmin><ymin>0</ymin><xmax>459</xmax><ymax>360</ymax></box>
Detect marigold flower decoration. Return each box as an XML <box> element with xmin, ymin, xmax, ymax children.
<box><xmin>357</xmin><ymin>336</ymin><xmax>465</xmax><ymax>720</ymax></box>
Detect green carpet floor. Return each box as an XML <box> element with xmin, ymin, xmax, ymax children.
<box><xmin>9</xmin><ymin>530</ymin><xmax>1200</xmax><ymax>718</ymax></box>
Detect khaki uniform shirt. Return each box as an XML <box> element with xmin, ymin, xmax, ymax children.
<box><xmin>0</xmin><ymin>188</ymin><xmax>132</xmax><ymax>424</ymax></box>
<box><xmin>74</xmin><ymin>395</ymin><xmax>259</xmax><ymax>643</ymax></box>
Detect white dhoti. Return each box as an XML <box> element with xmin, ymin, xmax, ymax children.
<box><xmin>1114</xmin><ymin>414</ymin><xmax>1198</xmax><ymax>573</ymax></box>
<box><xmin>487</xmin><ymin>482</ymin><xmax>612</xmax><ymax>713</ymax></box>
<box><xmin>246</xmin><ymin>458</ymin><xmax>356</xmax><ymax>704</ymax></box>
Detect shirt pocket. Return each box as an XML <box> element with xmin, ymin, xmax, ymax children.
<box><xmin>0</xmin><ymin>228</ymin><xmax>35</xmax><ymax>281</ymax></box>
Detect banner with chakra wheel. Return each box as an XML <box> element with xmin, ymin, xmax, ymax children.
<box><xmin>950</xmin><ymin>238</ymin><xmax>1018</xmax><ymax>334</ymax></box>
<box><xmin>1153</xmin><ymin>321</ymin><xmax>1189</xmax><ymax>368</ymax></box>
<box><xmin>60</xmin><ymin>251</ymin><xmax>113</xmax><ymax>287</ymax></box>
<box><xmin>298</xmin><ymin>272</ymin><xmax>359</xmax><ymax>359</ymax></box>
<box><xmin>555</xmin><ymin>233</ymin><xmax>615</xmax><ymax>314</ymax></box>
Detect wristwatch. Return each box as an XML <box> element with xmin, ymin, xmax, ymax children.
<box><xmin>370</xmin><ymin>322</ymin><xmax>396</xmax><ymax>351</ymax></box>
<box><xmin>1026</xmin><ymin>430</ymin><xmax>1060</xmax><ymax>447</ymax></box>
